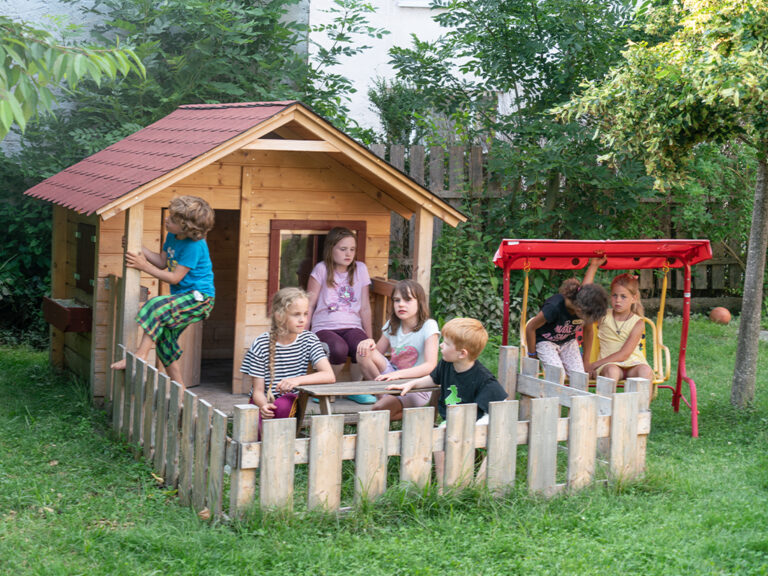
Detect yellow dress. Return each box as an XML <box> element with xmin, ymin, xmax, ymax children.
<box><xmin>595</xmin><ymin>310</ymin><xmax>648</xmax><ymax>375</ymax></box>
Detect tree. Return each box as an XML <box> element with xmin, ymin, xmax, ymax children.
<box><xmin>560</xmin><ymin>0</ymin><xmax>768</xmax><ymax>407</ymax></box>
<box><xmin>0</xmin><ymin>15</ymin><xmax>144</xmax><ymax>140</ymax></box>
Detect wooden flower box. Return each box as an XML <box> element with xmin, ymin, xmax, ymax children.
<box><xmin>42</xmin><ymin>297</ymin><xmax>93</xmax><ymax>333</ymax></box>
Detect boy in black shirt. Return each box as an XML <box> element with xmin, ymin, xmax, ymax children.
<box><xmin>388</xmin><ymin>317</ymin><xmax>507</xmax><ymax>486</ymax></box>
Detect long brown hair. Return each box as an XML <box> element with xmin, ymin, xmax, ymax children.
<box><xmin>322</xmin><ymin>227</ymin><xmax>357</xmax><ymax>288</ymax></box>
<box><xmin>266</xmin><ymin>287</ymin><xmax>308</xmax><ymax>402</ymax></box>
<box><xmin>611</xmin><ymin>273</ymin><xmax>644</xmax><ymax>317</ymax></box>
<box><xmin>387</xmin><ymin>279</ymin><xmax>430</xmax><ymax>334</ymax></box>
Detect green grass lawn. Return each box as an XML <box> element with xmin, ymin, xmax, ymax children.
<box><xmin>1</xmin><ymin>316</ymin><xmax>767</xmax><ymax>575</ymax></box>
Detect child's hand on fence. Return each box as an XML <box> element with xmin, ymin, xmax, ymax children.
<box><xmin>356</xmin><ymin>338</ymin><xmax>376</xmax><ymax>357</ymax></box>
<box><xmin>386</xmin><ymin>381</ymin><xmax>414</xmax><ymax>395</ymax></box>
<box><xmin>125</xmin><ymin>250</ymin><xmax>149</xmax><ymax>272</ymax></box>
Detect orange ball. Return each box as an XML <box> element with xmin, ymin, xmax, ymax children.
<box><xmin>709</xmin><ymin>307</ymin><xmax>731</xmax><ymax>325</ymax></box>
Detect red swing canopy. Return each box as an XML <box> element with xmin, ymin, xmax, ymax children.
<box><xmin>493</xmin><ymin>239</ymin><xmax>712</xmax><ymax>271</ymax></box>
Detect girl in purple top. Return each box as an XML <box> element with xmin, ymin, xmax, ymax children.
<box><xmin>307</xmin><ymin>227</ymin><xmax>374</xmax><ymax>403</ymax></box>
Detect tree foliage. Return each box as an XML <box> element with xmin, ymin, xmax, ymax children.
<box><xmin>560</xmin><ymin>0</ymin><xmax>768</xmax><ymax>407</ymax></box>
<box><xmin>0</xmin><ymin>15</ymin><xmax>144</xmax><ymax>140</ymax></box>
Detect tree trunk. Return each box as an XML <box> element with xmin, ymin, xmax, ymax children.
<box><xmin>731</xmin><ymin>150</ymin><xmax>768</xmax><ymax>408</ymax></box>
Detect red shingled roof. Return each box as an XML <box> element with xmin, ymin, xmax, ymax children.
<box><xmin>24</xmin><ymin>102</ymin><xmax>295</xmax><ymax>215</ymax></box>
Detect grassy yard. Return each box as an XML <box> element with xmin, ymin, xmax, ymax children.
<box><xmin>1</xmin><ymin>316</ymin><xmax>767</xmax><ymax>575</ymax></box>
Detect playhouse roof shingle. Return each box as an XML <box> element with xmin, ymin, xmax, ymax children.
<box><xmin>24</xmin><ymin>102</ymin><xmax>295</xmax><ymax>215</ymax></box>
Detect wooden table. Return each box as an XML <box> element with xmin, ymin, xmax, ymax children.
<box><xmin>293</xmin><ymin>380</ymin><xmax>440</xmax><ymax>429</ymax></box>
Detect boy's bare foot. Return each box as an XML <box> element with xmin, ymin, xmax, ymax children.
<box><xmin>110</xmin><ymin>358</ymin><xmax>127</xmax><ymax>370</ymax></box>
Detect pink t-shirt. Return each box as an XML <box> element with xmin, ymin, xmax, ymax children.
<box><xmin>310</xmin><ymin>261</ymin><xmax>371</xmax><ymax>332</ymax></box>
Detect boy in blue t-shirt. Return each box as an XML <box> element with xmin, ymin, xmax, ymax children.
<box><xmin>111</xmin><ymin>196</ymin><xmax>215</xmax><ymax>388</ymax></box>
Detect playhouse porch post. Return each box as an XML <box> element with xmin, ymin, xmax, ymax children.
<box><xmin>412</xmin><ymin>207</ymin><xmax>434</xmax><ymax>296</ymax></box>
<box><xmin>119</xmin><ymin>205</ymin><xmax>145</xmax><ymax>350</ymax></box>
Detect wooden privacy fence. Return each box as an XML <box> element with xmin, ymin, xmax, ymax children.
<box><xmin>106</xmin><ymin>345</ymin><xmax>650</xmax><ymax>519</ymax></box>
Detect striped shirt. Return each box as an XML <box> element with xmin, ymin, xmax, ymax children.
<box><xmin>240</xmin><ymin>331</ymin><xmax>327</xmax><ymax>397</ymax></box>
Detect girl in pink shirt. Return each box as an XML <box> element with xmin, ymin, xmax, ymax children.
<box><xmin>307</xmin><ymin>227</ymin><xmax>374</xmax><ymax>403</ymax></box>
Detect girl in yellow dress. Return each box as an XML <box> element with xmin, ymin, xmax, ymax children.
<box><xmin>583</xmin><ymin>272</ymin><xmax>654</xmax><ymax>382</ymax></box>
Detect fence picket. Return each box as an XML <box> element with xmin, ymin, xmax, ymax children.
<box><xmin>543</xmin><ymin>363</ymin><xmax>565</xmax><ymax>385</ymax></box>
<box><xmin>229</xmin><ymin>405</ymin><xmax>259</xmax><ymax>518</ymax></box>
<box><xmin>625</xmin><ymin>378</ymin><xmax>651</xmax><ymax>475</ymax></box>
<box><xmin>569</xmin><ymin>371</ymin><xmax>589</xmax><ymax>392</ymax></box>
<box><xmin>153</xmin><ymin>373</ymin><xmax>170</xmax><ymax>477</ymax></box>
<box><xmin>610</xmin><ymin>392</ymin><xmax>639</xmax><ymax>480</ymax></box>
<box><xmin>486</xmin><ymin>400</ymin><xmax>518</xmax><ymax>495</ymax></box>
<box><xmin>354</xmin><ymin>410</ymin><xmax>390</xmax><ymax>503</ymax></box>
<box><xmin>142</xmin><ymin>365</ymin><xmax>157</xmax><ymax>462</ymax></box>
<box><xmin>400</xmin><ymin>406</ymin><xmax>434</xmax><ymax>488</ymax></box>
<box><xmin>207</xmin><ymin>409</ymin><xmax>227</xmax><ymax>518</ymax></box>
<box><xmin>122</xmin><ymin>353</ymin><xmax>134</xmax><ymax>440</ymax></box>
<box><xmin>308</xmin><ymin>414</ymin><xmax>345</xmax><ymax>511</ymax></box>
<box><xmin>498</xmin><ymin>346</ymin><xmax>519</xmax><ymax>399</ymax></box>
<box><xmin>260</xmin><ymin>418</ymin><xmax>296</xmax><ymax>511</ymax></box>
<box><xmin>131</xmin><ymin>357</ymin><xmax>145</xmax><ymax>445</ymax></box>
<box><xmin>178</xmin><ymin>389</ymin><xmax>198</xmax><ymax>506</ymax></box>
<box><xmin>112</xmin><ymin>345</ymin><xmax>126</xmax><ymax>434</ymax></box>
<box><xmin>595</xmin><ymin>375</ymin><xmax>616</xmax><ymax>456</ymax></box>
<box><xmin>193</xmin><ymin>400</ymin><xmax>212</xmax><ymax>513</ymax></box>
<box><xmin>165</xmin><ymin>381</ymin><xmax>183</xmax><ymax>487</ymax></box>
<box><xmin>567</xmin><ymin>395</ymin><xmax>598</xmax><ymax>490</ymax></box>
<box><xmin>443</xmin><ymin>403</ymin><xmax>476</xmax><ymax>489</ymax></box>
<box><xmin>528</xmin><ymin>396</ymin><xmax>560</xmax><ymax>496</ymax></box>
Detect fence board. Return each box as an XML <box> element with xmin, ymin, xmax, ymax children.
<box><xmin>610</xmin><ymin>392</ymin><xmax>639</xmax><ymax>480</ymax></box>
<box><xmin>570</xmin><ymin>371</ymin><xmax>589</xmax><ymax>392</ymax></box>
<box><xmin>142</xmin><ymin>365</ymin><xmax>157</xmax><ymax>462</ymax></box>
<box><xmin>354</xmin><ymin>410</ymin><xmax>390</xmax><ymax>503</ymax></box>
<box><xmin>260</xmin><ymin>418</ymin><xmax>296</xmax><ymax>511</ymax></box>
<box><xmin>595</xmin><ymin>376</ymin><xmax>615</xmax><ymax>456</ymax></box>
<box><xmin>448</xmin><ymin>145</ymin><xmax>465</xmax><ymax>194</ymax></box>
<box><xmin>400</xmin><ymin>406</ymin><xmax>434</xmax><ymax>488</ymax></box>
<box><xmin>131</xmin><ymin>354</ymin><xmax>145</xmax><ymax>445</ymax></box>
<box><xmin>112</xmin><ymin>345</ymin><xmax>126</xmax><ymax>434</ymax></box>
<box><xmin>122</xmin><ymin>354</ymin><xmax>134</xmax><ymax>440</ymax></box>
<box><xmin>520</xmin><ymin>357</ymin><xmax>539</xmax><ymax>420</ymax></box>
<box><xmin>543</xmin><ymin>363</ymin><xmax>564</xmax><ymax>385</ymax></box>
<box><xmin>230</xmin><ymin>405</ymin><xmax>260</xmax><ymax>518</ymax></box>
<box><xmin>193</xmin><ymin>400</ymin><xmax>212</xmax><ymax>512</ymax></box>
<box><xmin>498</xmin><ymin>346</ymin><xmax>519</xmax><ymax>399</ymax></box>
<box><xmin>486</xmin><ymin>400</ymin><xmax>518</xmax><ymax>495</ymax></box>
<box><xmin>178</xmin><ymin>390</ymin><xmax>198</xmax><ymax>506</ymax></box>
<box><xmin>567</xmin><ymin>395</ymin><xmax>598</xmax><ymax>490</ymax></box>
<box><xmin>428</xmin><ymin>146</ymin><xmax>445</xmax><ymax>193</ymax></box>
<box><xmin>528</xmin><ymin>396</ymin><xmax>560</xmax><ymax>495</ymax></box>
<box><xmin>443</xmin><ymin>403</ymin><xmax>476</xmax><ymax>489</ymax></box>
<box><xmin>153</xmin><ymin>373</ymin><xmax>170</xmax><ymax>477</ymax></box>
<box><xmin>165</xmin><ymin>381</ymin><xmax>183</xmax><ymax>487</ymax></box>
<box><xmin>308</xmin><ymin>414</ymin><xmax>345</xmax><ymax>511</ymax></box>
<box><xmin>625</xmin><ymin>378</ymin><xmax>651</xmax><ymax>475</ymax></box>
<box><xmin>409</xmin><ymin>145</ymin><xmax>425</xmax><ymax>185</ymax></box>
<box><xmin>207</xmin><ymin>409</ymin><xmax>228</xmax><ymax>518</ymax></box>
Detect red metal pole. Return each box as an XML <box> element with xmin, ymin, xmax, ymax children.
<box><xmin>502</xmin><ymin>267</ymin><xmax>510</xmax><ymax>346</ymax></box>
<box><xmin>676</xmin><ymin>263</ymin><xmax>699</xmax><ymax>437</ymax></box>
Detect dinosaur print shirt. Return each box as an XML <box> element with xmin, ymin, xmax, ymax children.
<box><xmin>429</xmin><ymin>360</ymin><xmax>508</xmax><ymax>420</ymax></box>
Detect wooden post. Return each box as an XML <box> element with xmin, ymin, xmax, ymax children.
<box><xmin>497</xmin><ymin>346</ymin><xmax>519</xmax><ymax>399</ymax></box>
<box><xmin>230</xmin><ymin>405</ymin><xmax>260</xmax><ymax>517</ymax></box>
<box><xmin>207</xmin><ymin>409</ymin><xmax>228</xmax><ymax>518</ymax></box>
<box><xmin>443</xmin><ymin>403</ymin><xmax>476</xmax><ymax>490</ymax></box>
<box><xmin>120</xmin><ymin>205</ymin><xmax>144</xmax><ymax>351</ymax></box>
<box><xmin>412</xmin><ymin>207</ymin><xmax>434</xmax><ymax>296</ymax></box>
<box><xmin>354</xmin><ymin>410</ymin><xmax>390</xmax><ymax>503</ymax></box>
<box><xmin>178</xmin><ymin>389</ymin><xmax>198</xmax><ymax>506</ymax></box>
<box><xmin>567</xmin><ymin>395</ymin><xmax>598</xmax><ymax>490</ymax></box>
<box><xmin>400</xmin><ymin>406</ymin><xmax>434</xmax><ymax>489</ymax></box>
<box><xmin>486</xmin><ymin>400</ymin><xmax>518</xmax><ymax>495</ymax></box>
<box><xmin>260</xmin><ymin>417</ymin><xmax>296</xmax><ymax>511</ymax></box>
<box><xmin>527</xmin><ymin>396</ymin><xmax>559</xmax><ymax>496</ymax></box>
<box><xmin>308</xmin><ymin>414</ymin><xmax>345</xmax><ymax>511</ymax></box>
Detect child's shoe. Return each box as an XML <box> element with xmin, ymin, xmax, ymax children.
<box><xmin>347</xmin><ymin>394</ymin><xmax>376</xmax><ymax>404</ymax></box>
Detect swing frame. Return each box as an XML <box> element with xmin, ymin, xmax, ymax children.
<box><xmin>493</xmin><ymin>239</ymin><xmax>712</xmax><ymax>437</ymax></box>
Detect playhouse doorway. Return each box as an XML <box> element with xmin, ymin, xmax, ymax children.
<box><xmin>199</xmin><ymin>209</ymin><xmax>239</xmax><ymax>388</ymax></box>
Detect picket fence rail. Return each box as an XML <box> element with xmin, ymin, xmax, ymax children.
<box><xmin>106</xmin><ymin>345</ymin><xmax>651</xmax><ymax>519</ymax></box>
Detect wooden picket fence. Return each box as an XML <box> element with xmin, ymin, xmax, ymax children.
<box><xmin>106</xmin><ymin>345</ymin><xmax>651</xmax><ymax>519</ymax></box>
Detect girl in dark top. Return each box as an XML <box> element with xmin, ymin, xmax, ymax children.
<box><xmin>524</xmin><ymin>258</ymin><xmax>608</xmax><ymax>377</ymax></box>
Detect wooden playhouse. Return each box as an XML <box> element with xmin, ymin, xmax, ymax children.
<box><xmin>25</xmin><ymin>101</ymin><xmax>466</xmax><ymax>400</ymax></box>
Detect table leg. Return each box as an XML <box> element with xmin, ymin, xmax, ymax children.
<box><xmin>295</xmin><ymin>391</ymin><xmax>309</xmax><ymax>433</ymax></box>
<box><xmin>318</xmin><ymin>397</ymin><xmax>332</xmax><ymax>415</ymax></box>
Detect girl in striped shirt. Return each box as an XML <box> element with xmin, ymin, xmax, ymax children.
<box><xmin>241</xmin><ymin>288</ymin><xmax>335</xmax><ymax>431</ymax></box>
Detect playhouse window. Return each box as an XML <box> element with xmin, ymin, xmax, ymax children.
<box><xmin>268</xmin><ymin>220</ymin><xmax>367</xmax><ymax>303</ymax></box>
